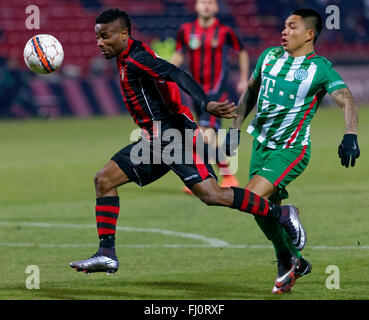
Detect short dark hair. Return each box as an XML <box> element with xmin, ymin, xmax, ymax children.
<box><xmin>95</xmin><ymin>8</ymin><xmax>131</xmax><ymax>36</ymax></box>
<box><xmin>291</xmin><ymin>8</ymin><xmax>323</xmax><ymax>43</ymax></box>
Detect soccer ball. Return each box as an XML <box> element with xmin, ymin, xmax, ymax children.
<box><xmin>23</xmin><ymin>34</ymin><xmax>64</xmax><ymax>74</ymax></box>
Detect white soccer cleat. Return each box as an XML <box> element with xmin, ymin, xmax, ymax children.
<box><xmin>70</xmin><ymin>253</ymin><xmax>119</xmax><ymax>275</ymax></box>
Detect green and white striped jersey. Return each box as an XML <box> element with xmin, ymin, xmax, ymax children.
<box><xmin>247</xmin><ymin>46</ymin><xmax>347</xmax><ymax>149</ymax></box>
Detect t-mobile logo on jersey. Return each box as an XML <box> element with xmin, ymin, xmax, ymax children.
<box><xmin>262</xmin><ymin>77</ymin><xmax>276</xmax><ymax>99</ymax></box>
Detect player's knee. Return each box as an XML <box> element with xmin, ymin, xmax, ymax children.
<box><xmin>94</xmin><ymin>170</ymin><xmax>111</xmax><ymax>195</ymax></box>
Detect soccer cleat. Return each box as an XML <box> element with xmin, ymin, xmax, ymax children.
<box><xmin>278</xmin><ymin>205</ymin><xmax>306</xmax><ymax>250</ymax></box>
<box><xmin>220</xmin><ymin>175</ymin><xmax>239</xmax><ymax>188</ymax></box>
<box><xmin>69</xmin><ymin>253</ymin><xmax>119</xmax><ymax>275</ymax></box>
<box><xmin>272</xmin><ymin>253</ymin><xmax>299</xmax><ymax>294</ymax></box>
<box><xmin>295</xmin><ymin>257</ymin><xmax>312</xmax><ymax>279</ymax></box>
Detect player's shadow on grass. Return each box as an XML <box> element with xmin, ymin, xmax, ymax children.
<box><xmin>35</xmin><ymin>280</ymin><xmax>270</xmax><ymax>300</ymax></box>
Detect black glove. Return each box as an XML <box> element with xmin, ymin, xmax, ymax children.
<box><xmin>338</xmin><ymin>134</ymin><xmax>360</xmax><ymax>168</ymax></box>
<box><xmin>222</xmin><ymin>128</ymin><xmax>240</xmax><ymax>156</ymax></box>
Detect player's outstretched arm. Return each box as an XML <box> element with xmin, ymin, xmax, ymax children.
<box><xmin>222</xmin><ymin>74</ymin><xmax>261</xmax><ymax>156</ymax></box>
<box><xmin>331</xmin><ymin>87</ymin><xmax>358</xmax><ymax>134</ymax></box>
<box><xmin>330</xmin><ymin>87</ymin><xmax>360</xmax><ymax>167</ymax></box>
<box><xmin>168</xmin><ymin>67</ymin><xmax>236</xmax><ymax>118</ymax></box>
<box><xmin>170</xmin><ymin>51</ymin><xmax>184</xmax><ymax>67</ymax></box>
<box><xmin>231</xmin><ymin>74</ymin><xmax>261</xmax><ymax>130</ymax></box>
<box><xmin>236</xmin><ymin>50</ymin><xmax>250</xmax><ymax>94</ymax></box>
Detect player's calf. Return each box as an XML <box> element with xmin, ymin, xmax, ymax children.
<box><xmin>190</xmin><ymin>178</ymin><xmax>233</xmax><ymax>207</ymax></box>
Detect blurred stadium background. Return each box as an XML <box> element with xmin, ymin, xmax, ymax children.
<box><xmin>1</xmin><ymin>0</ymin><xmax>369</xmax><ymax>119</ymax></box>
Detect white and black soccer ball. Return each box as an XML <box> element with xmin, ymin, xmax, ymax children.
<box><xmin>23</xmin><ymin>34</ymin><xmax>64</xmax><ymax>74</ymax></box>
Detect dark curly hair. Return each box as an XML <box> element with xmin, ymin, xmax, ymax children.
<box><xmin>95</xmin><ymin>8</ymin><xmax>131</xmax><ymax>36</ymax></box>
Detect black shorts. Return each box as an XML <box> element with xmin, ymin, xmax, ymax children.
<box><xmin>111</xmin><ymin>129</ymin><xmax>217</xmax><ymax>188</ymax></box>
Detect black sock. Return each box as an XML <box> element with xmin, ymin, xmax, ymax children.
<box><xmin>98</xmin><ymin>235</ymin><xmax>117</xmax><ymax>259</ymax></box>
<box><xmin>269</xmin><ymin>204</ymin><xmax>281</xmax><ymax>221</ymax></box>
<box><xmin>277</xmin><ymin>249</ymin><xmax>293</xmax><ymax>263</ymax></box>
<box><xmin>99</xmin><ymin>234</ymin><xmax>115</xmax><ymax>249</ymax></box>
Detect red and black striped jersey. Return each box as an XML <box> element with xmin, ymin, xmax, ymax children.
<box><xmin>175</xmin><ymin>18</ymin><xmax>244</xmax><ymax>94</ymax></box>
<box><xmin>116</xmin><ymin>38</ymin><xmax>196</xmax><ymax>136</ymax></box>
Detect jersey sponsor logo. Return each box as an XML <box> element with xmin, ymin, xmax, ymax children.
<box><xmin>294</xmin><ymin>68</ymin><xmax>308</xmax><ymax>81</ymax></box>
<box><xmin>261</xmin><ymin>76</ymin><xmax>276</xmax><ymax>98</ymax></box>
<box><xmin>267</xmin><ymin>48</ymin><xmax>283</xmax><ymax>60</ymax></box>
<box><xmin>211</xmin><ymin>38</ymin><xmax>219</xmax><ymax>48</ymax></box>
<box><xmin>189</xmin><ymin>34</ymin><xmax>201</xmax><ymax>50</ymax></box>
<box><xmin>327</xmin><ymin>80</ymin><xmax>345</xmax><ymax>89</ymax></box>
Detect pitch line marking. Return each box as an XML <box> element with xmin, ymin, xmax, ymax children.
<box><xmin>0</xmin><ymin>242</ymin><xmax>367</xmax><ymax>250</ymax></box>
<box><xmin>0</xmin><ymin>221</ymin><xmax>229</xmax><ymax>247</ymax></box>
<box><xmin>0</xmin><ymin>221</ymin><xmax>367</xmax><ymax>249</ymax></box>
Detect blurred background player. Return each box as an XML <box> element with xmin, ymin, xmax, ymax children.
<box><xmin>0</xmin><ymin>57</ymin><xmax>41</xmax><ymax>118</ymax></box>
<box><xmin>224</xmin><ymin>8</ymin><xmax>360</xmax><ymax>294</ymax></box>
<box><xmin>171</xmin><ymin>0</ymin><xmax>250</xmax><ymax>192</ymax></box>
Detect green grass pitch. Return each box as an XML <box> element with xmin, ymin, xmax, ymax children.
<box><xmin>0</xmin><ymin>106</ymin><xmax>368</xmax><ymax>300</ymax></box>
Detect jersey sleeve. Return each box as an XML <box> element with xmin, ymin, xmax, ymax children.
<box><xmin>321</xmin><ymin>64</ymin><xmax>347</xmax><ymax>94</ymax></box>
<box><xmin>127</xmin><ymin>50</ymin><xmax>209</xmax><ymax>113</ymax></box>
<box><xmin>175</xmin><ymin>24</ymin><xmax>186</xmax><ymax>53</ymax></box>
<box><xmin>127</xmin><ymin>51</ymin><xmax>176</xmax><ymax>81</ymax></box>
<box><xmin>225</xmin><ymin>27</ymin><xmax>244</xmax><ymax>52</ymax></box>
<box><xmin>252</xmin><ymin>47</ymin><xmax>273</xmax><ymax>80</ymax></box>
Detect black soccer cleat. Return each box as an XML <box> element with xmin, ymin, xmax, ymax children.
<box><xmin>272</xmin><ymin>252</ymin><xmax>299</xmax><ymax>294</ymax></box>
<box><xmin>278</xmin><ymin>205</ymin><xmax>306</xmax><ymax>250</ymax></box>
<box><xmin>295</xmin><ymin>257</ymin><xmax>312</xmax><ymax>279</ymax></box>
<box><xmin>70</xmin><ymin>253</ymin><xmax>119</xmax><ymax>275</ymax></box>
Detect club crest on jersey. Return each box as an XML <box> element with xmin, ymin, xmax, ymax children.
<box><xmin>294</xmin><ymin>68</ymin><xmax>308</xmax><ymax>81</ymax></box>
<box><xmin>267</xmin><ymin>48</ymin><xmax>283</xmax><ymax>60</ymax></box>
<box><xmin>189</xmin><ymin>34</ymin><xmax>201</xmax><ymax>50</ymax></box>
